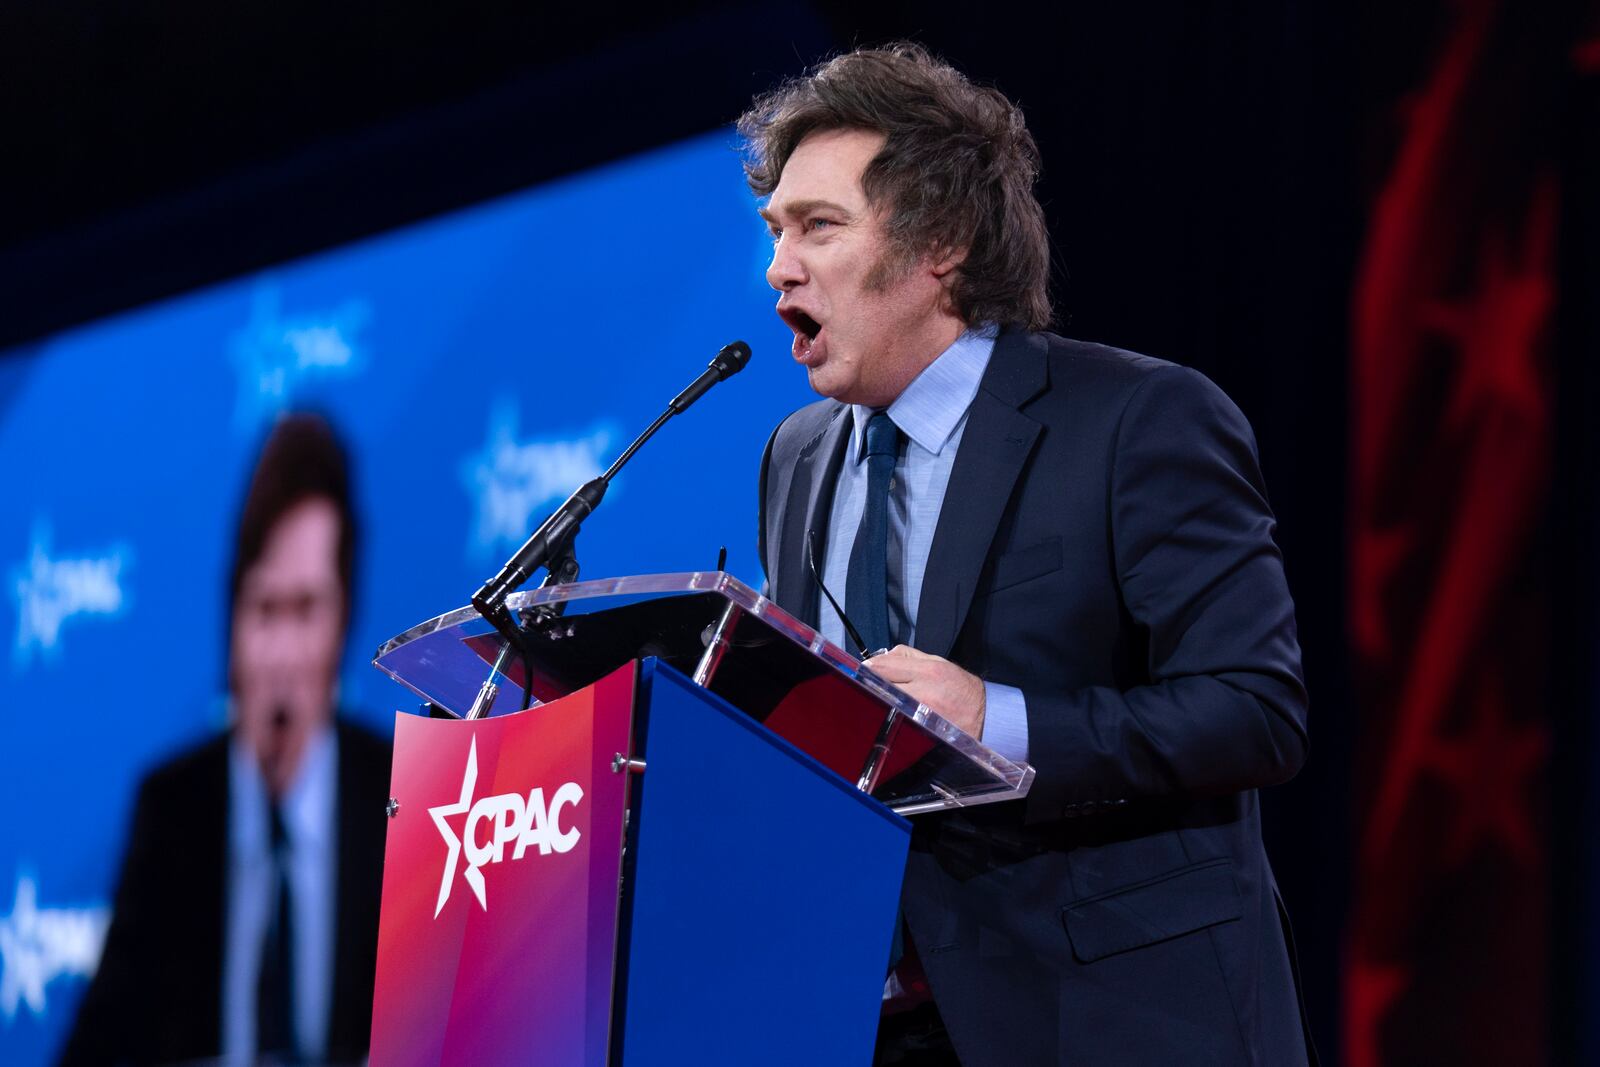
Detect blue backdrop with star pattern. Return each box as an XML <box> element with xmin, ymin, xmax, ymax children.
<box><xmin>0</xmin><ymin>129</ymin><xmax>813</xmax><ymax>1065</ymax></box>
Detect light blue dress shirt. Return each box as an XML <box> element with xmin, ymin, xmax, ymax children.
<box><xmin>224</xmin><ymin>724</ymin><xmax>338</xmax><ymax>1063</ymax></box>
<box><xmin>818</xmin><ymin>324</ymin><xmax>1030</xmax><ymax>763</ymax></box>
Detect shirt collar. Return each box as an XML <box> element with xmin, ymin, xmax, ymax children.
<box><xmin>849</xmin><ymin>323</ymin><xmax>999</xmax><ymax>461</ymax></box>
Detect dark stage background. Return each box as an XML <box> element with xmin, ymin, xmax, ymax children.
<box><xmin>1</xmin><ymin>1</ymin><xmax>1594</xmax><ymax>1063</ymax></box>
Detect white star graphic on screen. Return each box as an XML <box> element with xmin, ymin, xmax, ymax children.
<box><xmin>459</xmin><ymin>400</ymin><xmax>615</xmax><ymax>559</ymax></box>
<box><xmin>0</xmin><ymin>875</ymin><xmax>110</xmax><ymax>1021</ymax></box>
<box><xmin>429</xmin><ymin>737</ymin><xmax>487</xmax><ymax>917</ymax></box>
<box><xmin>11</xmin><ymin>522</ymin><xmax>132</xmax><ymax>669</ymax></box>
<box><xmin>228</xmin><ymin>280</ymin><xmax>370</xmax><ymax>431</ymax></box>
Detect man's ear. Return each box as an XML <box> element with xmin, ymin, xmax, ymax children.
<box><xmin>930</xmin><ymin>246</ymin><xmax>967</xmax><ymax>282</ymax></box>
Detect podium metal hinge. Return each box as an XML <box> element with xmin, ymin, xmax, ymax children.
<box><xmin>386</xmin><ymin>797</ymin><xmax>401</xmax><ymax>818</ymax></box>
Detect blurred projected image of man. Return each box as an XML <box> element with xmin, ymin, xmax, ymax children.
<box><xmin>60</xmin><ymin>413</ymin><xmax>391</xmax><ymax>1067</ymax></box>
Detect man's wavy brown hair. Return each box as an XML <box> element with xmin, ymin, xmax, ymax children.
<box><xmin>738</xmin><ymin>42</ymin><xmax>1052</xmax><ymax>330</ymax></box>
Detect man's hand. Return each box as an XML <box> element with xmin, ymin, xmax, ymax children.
<box><xmin>863</xmin><ymin>645</ymin><xmax>986</xmax><ymax>739</ymax></box>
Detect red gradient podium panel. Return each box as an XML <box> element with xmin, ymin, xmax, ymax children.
<box><xmin>370</xmin><ymin>665</ymin><xmax>635</xmax><ymax>1067</ymax></box>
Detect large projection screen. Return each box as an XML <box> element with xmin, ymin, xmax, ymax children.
<box><xmin>0</xmin><ymin>128</ymin><xmax>811</xmax><ymax>1065</ymax></box>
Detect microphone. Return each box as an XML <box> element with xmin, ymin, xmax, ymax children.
<box><xmin>471</xmin><ymin>340</ymin><xmax>752</xmax><ymax>627</ymax></box>
<box><xmin>669</xmin><ymin>340</ymin><xmax>752</xmax><ymax>413</ymax></box>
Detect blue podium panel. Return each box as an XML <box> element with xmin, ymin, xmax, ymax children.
<box><xmin>620</xmin><ymin>663</ymin><xmax>910</xmax><ymax>1066</ymax></box>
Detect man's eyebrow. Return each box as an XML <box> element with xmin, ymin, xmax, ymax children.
<box><xmin>758</xmin><ymin>198</ymin><xmax>855</xmax><ymax>225</ymax></box>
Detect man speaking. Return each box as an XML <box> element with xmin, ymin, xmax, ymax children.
<box><xmin>743</xmin><ymin>44</ymin><xmax>1313</xmax><ymax>1065</ymax></box>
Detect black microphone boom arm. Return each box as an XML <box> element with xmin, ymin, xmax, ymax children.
<box><xmin>469</xmin><ymin>340</ymin><xmax>751</xmax><ymax>632</ymax></box>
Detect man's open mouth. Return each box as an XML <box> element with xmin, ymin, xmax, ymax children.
<box><xmin>780</xmin><ymin>307</ymin><xmax>824</xmax><ymax>362</ymax></box>
<box><xmin>782</xmin><ymin>308</ymin><xmax>822</xmax><ymax>341</ymax></box>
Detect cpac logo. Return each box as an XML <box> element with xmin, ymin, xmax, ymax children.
<box><xmin>459</xmin><ymin>399</ymin><xmax>615</xmax><ymax>559</ymax></box>
<box><xmin>229</xmin><ymin>280</ymin><xmax>370</xmax><ymax>431</ymax></box>
<box><xmin>0</xmin><ymin>875</ymin><xmax>110</xmax><ymax>1022</ymax></box>
<box><xmin>11</xmin><ymin>522</ymin><xmax>132</xmax><ymax>669</ymax></box>
<box><xmin>428</xmin><ymin>738</ymin><xmax>584</xmax><ymax>918</ymax></box>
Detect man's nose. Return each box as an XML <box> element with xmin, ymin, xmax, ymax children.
<box><xmin>766</xmin><ymin>234</ymin><xmax>805</xmax><ymax>291</ymax></box>
<box><xmin>258</xmin><ymin>617</ymin><xmax>318</xmax><ymax>669</ymax></box>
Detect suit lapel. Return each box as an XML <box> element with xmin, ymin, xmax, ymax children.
<box><xmin>331</xmin><ymin>725</ymin><xmax>360</xmax><ymax>1050</ymax></box>
<box><xmin>775</xmin><ymin>405</ymin><xmax>851</xmax><ymax>627</ymax></box>
<box><xmin>915</xmin><ymin>329</ymin><xmax>1050</xmax><ymax>658</ymax></box>
<box><xmin>192</xmin><ymin>739</ymin><xmax>229</xmax><ymax>1049</ymax></box>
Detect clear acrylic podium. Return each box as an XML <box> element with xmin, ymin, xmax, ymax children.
<box><xmin>374</xmin><ymin>571</ymin><xmax>1033</xmax><ymax>815</ymax></box>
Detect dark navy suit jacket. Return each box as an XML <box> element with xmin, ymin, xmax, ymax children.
<box><xmin>58</xmin><ymin>719</ymin><xmax>391</xmax><ymax>1067</ymax></box>
<box><xmin>759</xmin><ymin>328</ymin><xmax>1314</xmax><ymax>1065</ymax></box>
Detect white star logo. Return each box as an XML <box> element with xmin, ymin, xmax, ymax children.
<box><xmin>11</xmin><ymin>521</ymin><xmax>131</xmax><ymax>669</ymax></box>
<box><xmin>227</xmin><ymin>280</ymin><xmax>370</xmax><ymax>432</ymax></box>
<box><xmin>458</xmin><ymin>401</ymin><xmax>615</xmax><ymax>559</ymax></box>
<box><xmin>0</xmin><ymin>875</ymin><xmax>109</xmax><ymax>1021</ymax></box>
<box><xmin>428</xmin><ymin>738</ymin><xmax>488</xmax><ymax>917</ymax></box>
<box><xmin>423</xmin><ymin>738</ymin><xmax>586</xmax><ymax>921</ymax></box>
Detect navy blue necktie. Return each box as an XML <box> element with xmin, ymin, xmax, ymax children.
<box><xmin>846</xmin><ymin>411</ymin><xmax>900</xmax><ymax>654</ymax></box>
<box><xmin>257</xmin><ymin>803</ymin><xmax>298</xmax><ymax>1062</ymax></box>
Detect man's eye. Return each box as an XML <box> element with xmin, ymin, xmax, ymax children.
<box><xmin>807</xmin><ymin>218</ymin><xmax>833</xmax><ymax>232</ymax></box>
